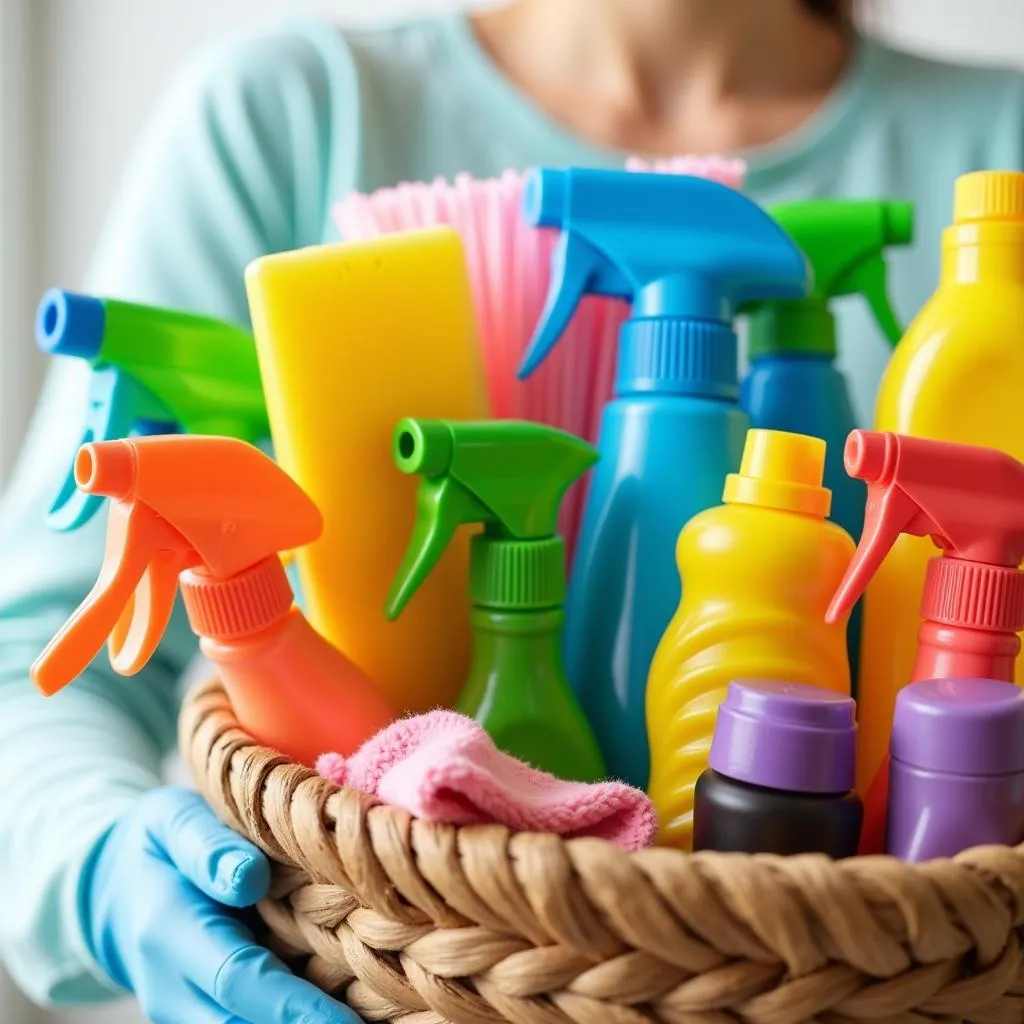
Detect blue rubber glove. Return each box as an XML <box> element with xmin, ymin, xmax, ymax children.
<box><xmin>81</xmin><ymin>787</ymin><xmax>360</xmax><ymax>1024</ymax></box>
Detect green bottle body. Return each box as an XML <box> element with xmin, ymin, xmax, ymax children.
<box><xmin>457</xmin><ymin>607</ymin><xmax>606</xmax><ymax>783</ymax></box>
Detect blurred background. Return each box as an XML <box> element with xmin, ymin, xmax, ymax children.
<box><xmin>0</xmin><ymin>0</ymin><xmax>1021</xmax><ymax>1021</ymax></box>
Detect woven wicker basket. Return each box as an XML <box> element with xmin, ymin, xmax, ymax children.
<box><xmin>181</xmin><ymin>678</ymin><xmax>1024</xmax><ymax>1024</ymax></box>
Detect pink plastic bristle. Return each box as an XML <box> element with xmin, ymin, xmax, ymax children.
<box><xmin>625</xmin><ymin>153</ymin><xmax>748</xmax><ymax>191</ymax></box>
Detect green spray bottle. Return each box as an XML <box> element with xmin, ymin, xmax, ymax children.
<box><xmin>740</xmin><ymin>199</ymin><xmax>915</xmax><ymax>693</ymax></box>
<box><xmin>385</xmin><ymin>418</ymin><xmax>607</xmax><ymax>782</ymax></box>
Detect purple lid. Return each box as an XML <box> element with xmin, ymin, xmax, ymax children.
<box><xmin>891</xmin><ymin>678</ymin><xmax>1024</xmax><ymax>776</ymax></box>
<box><xmin>709</xmin><ymin>680</ymin><xmax>857</xmax><ymax>794</ymax></box>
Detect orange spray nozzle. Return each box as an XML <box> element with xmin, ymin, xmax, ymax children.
<box><xmin>827</xmin><ymin>430</ymin><xmax>1024</xmax><ymax>624</ymax></box>
<box><xmin>31</xmin><ymin>436</ymin><xmax>322</xmax><ymax>696</ymax></box>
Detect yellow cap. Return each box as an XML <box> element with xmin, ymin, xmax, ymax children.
<box><xmin>723</xmin><ymin>429</ymin><xmax>831</xmax><ymax>517</ymax></box>
<box><xmin>954</xmin><ymin>171</ymin><xmax>1024</xmax><ymax>224</ymax></box>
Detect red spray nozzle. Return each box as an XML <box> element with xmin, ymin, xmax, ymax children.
<box><xmin>32</xmin><ymin>436</ymin><xmax>322</xmax><ymax>696</ymax></box>
<box><xmin>827</xmin><ymin>430</ymin><xmax>1024</xmax><ymax>626</ymax></box>
<box><xmin>842</xmin><ymin>430</ymin><xmax>894</xmax><ymax>483</ymax></box>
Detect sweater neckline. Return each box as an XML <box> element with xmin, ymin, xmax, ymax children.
<box><xmin>435</xmin><ymin>12</ymin><xmax>879</xmax><ymax>185</ymax></box>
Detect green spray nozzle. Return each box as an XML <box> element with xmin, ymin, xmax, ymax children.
<box><xmin>746</xmin><ymin>200</ymin><xmax>915</xmax><ymax>359</ymax></box>
<box><xmin>35</xmin><ymin>289</ymin><xmax>269</xmax><ymax>531</ymax></box>
<box><xmin>385</xmin><ymin>419</ymin><xmax>598</xmax><ymax>620</ymax></box>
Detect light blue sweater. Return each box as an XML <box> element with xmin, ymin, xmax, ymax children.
<box><xmin>1</xmin><ymin>13</ymin><xmax>1022</xmax><ymax>1005</ymax></box>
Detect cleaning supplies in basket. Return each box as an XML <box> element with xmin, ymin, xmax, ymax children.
<box><xmin>35</xmin><ymin>288</ymin><xmax>268</xmax><ymax>531</ymax></box>
<box><xmin>517</xmin><ymin>167</ymin><xmax>810</xmax><ymax>791</ymax></box>
<box><xmin>245</xmin><ymin>227</ymin><xmax>490</xmax><ymax>718</ymax></box>
<box><xmin>647</xmin><ymin>429</ymin><xmax>855</xmax><ymax>850</ymax></box>
<box><xmin>385</xmin><ymin>418</ymin><xmax>606</xmax><ymax>782</ymax></box>
<box><xmin>315</xmin><ymin>709</ymin><xmax>656</xmax><ymax>851</ymax></box>
<box><xmin>31</xmin><ymin>435</ymin><xmax>394</xmax><ymax>767</ymax></box>
<box><xmin>827</xmin><ymin>430</ymin><xmax>1024</xmax><ymax>855</ymax></box>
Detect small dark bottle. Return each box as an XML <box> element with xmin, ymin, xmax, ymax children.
<box><xmin>693</xmin><ymin>679</ymin><xmax>862</xmax><ymax>857</ymax></box>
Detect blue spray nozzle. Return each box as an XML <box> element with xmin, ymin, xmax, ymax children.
<box><xmin>518</xmin><ymin>168</ymin><xmax>811</xmax><ymax>381</ymax></box>
<box><xmin>36</xmin><ymin>289</ymin><xmax>106</xmax><ymax>360</ymax></box>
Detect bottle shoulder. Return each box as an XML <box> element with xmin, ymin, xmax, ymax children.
<box><xmin>879</xmin><ymin>289</ymin><xmax>1024</xmax><ymax>437</ymax></box>
<box><xmin>682</xmin><ymin>503</ymin><xmax>855</xmax><ymax>554</ymax></box>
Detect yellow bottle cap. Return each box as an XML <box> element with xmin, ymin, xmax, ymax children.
<box><xmin>723</xmin><ymin>429</ymin><xmax>831</xmax><ymax>517</ymax></box>
<box><xmin>954</xmin><ymin>171</ymin><xmax>1024</xmax><ymax>224</ymax></box>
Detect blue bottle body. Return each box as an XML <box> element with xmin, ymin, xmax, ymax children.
<box><xmin>564</xmin><ymin>392</ymin><xmax>749</xmax><ymax>789</ymax></box>
<box><xmin>741</xmin><ymin>352</ymin><xmax>865</xmax><ymax>686</ymax></box>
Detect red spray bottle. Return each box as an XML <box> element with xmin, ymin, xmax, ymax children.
<box><xmin>827</xmin><ymin>430</ymin><xmax>1024</xmax><ymax>854</ymax></box>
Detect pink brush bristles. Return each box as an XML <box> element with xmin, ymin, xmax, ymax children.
<box><xmin>332</xmin><ymin>156</ymin><xmax>746</xmax><ymax>559</ymax></box>
<box><xmin>625</xmin><ymin>154</ymin><xmax>748</xmax><ymax>192</ymax></box>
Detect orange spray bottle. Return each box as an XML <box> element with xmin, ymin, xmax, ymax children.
<box><xmin>31</xmin><ymin>435</ymin><xmax>395</xmax><ymax>766</ymax></box>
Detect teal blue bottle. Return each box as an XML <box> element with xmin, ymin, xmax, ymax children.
<box><xmin>518</xmin><ymin>168</ymin><xmax>809</xmax><ymax>788</ymax></box>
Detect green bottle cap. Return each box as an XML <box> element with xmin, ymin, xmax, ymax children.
<box><xmin>469</xmin><ymin>536</ymin><xmax>566</xmax><ymax>610</ymax></box>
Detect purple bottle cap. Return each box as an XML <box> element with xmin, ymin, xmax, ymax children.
<box><xmin>891</xmin><ymin>678</ymin><xmax>1024</xmax><ymax>777</ymax></box>
<box><xmin>709</xmin><ymin>679</ymin><xmax>857</xmax><ymax>794</ymax></box>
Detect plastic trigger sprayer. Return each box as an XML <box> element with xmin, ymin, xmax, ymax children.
<box><xmin>32</xmin><ymin>435</ymin><xmax>393</xmax><ymax>766</ymax></box>
<box><xmin>385</xmin><ymin>418</ymin><xmax>607</xmax><ymax>782</ymax></box>
<box><xmin>515</xmin><ymin>167</ymin><xmax>810</xmax><ymax>789</ymax></box>
<box><xmin>826</xmin><ymin>429</ymin><xmax>1024</xmax><ymax>854</ymax></box>
<box><xmin>35</xmin><ymin>289</ymin><xmax>269</xmax><ymax>532</ymax></box>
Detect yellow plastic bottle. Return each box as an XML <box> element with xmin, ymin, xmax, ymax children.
<box><xmin>245</xmin><ymin>226</ymin><xmax>490</xmax><ymax>714</ymax></box>
<box><xmin>856</xmin><ymin>170</ymin><xmax>1024</xmax><ymax>795</ymax></box>
<box><xmin>646</xmin><ymin>429</ymin><xmax>855</xmax><ymax>850</ymax></box>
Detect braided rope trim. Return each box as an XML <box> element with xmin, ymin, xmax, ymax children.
<box><xmin>180</xmin><ymin>679</ymin><xmax>1024</xmax><ymax>1024</ymax></box>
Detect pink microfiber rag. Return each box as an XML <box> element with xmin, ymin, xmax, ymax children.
<box><xmin>316</xmin><ymin>710</ymin><xmax>656</xmax><ymax>851</ymax></box>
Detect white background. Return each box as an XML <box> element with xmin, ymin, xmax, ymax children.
<box><xmin>0</xmin><ymin>1</ymin><xmax>1023</xmax><ymax>1022</ymax></box>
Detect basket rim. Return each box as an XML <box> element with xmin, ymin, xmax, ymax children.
<box><xmin>179</xmin><ymin>677</ymin><xmax>1024</xmax><ymax>1024</ymax></box>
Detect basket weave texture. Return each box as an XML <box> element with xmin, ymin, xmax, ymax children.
<box><xmin>181</xmin><ymin>679</ymin><xmax>1024</xmax><ymax>1024</ymax></box>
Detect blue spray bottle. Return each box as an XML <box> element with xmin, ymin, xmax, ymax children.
<box><xmin>518</xmin><ymin>168</ymin><xmax>810</xmax><ymax>789</ymax></box>
<box><xmin>740</xmin><ymin>200</ymin><xmax>914</xmax><ymax>694</ymax></box>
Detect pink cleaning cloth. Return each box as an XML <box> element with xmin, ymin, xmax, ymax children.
<box><xmin>316</xmin><ymin>710</ymin><xmax>656</xmax><ymax>851</ymax></box>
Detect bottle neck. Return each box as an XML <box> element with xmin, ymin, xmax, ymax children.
<box><xmin>469</xmin><ymin>535</ymin><xmax>566</xmax><ymax>610</ymax></box>
<box><xmin>940</xmin><ymin>222</ymin><xmax>1024</xmax><ymax>286</ymax></box>
<box><xmin>914</xmin><ymin>556</ymin><xmax>1024</xmax><ymax>683</ymax></box>
<box><xmin>616</xmin><ymin>317</ymin><xmax>738</xmax><ymax>399</ymax></box>
<box><xmin>746</xmin><ymin>301</ymin><xmax>837</xmax><ymax>362</ymax></box>
<box><xmin>181</xmin><ymin>556</ymin><xmax>293</xmax><ymax>642</ymax></box>
<box><xmin>465</xmin><ymin>607</ymin><xmax>567</xmax><ymax>685</ymax></box>
<box><xmin>912</xmin><ymin>621</ymin><xmax>1020</xmax><ymax>685</ymax></box>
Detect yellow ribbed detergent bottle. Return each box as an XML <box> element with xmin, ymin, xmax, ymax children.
<box><xmin>856</xmin><ymin>170</ymin><xmax>1024</xmax><ymax>796</ymax></box>
<box><xmin>646</xmin><ymin>429</ymin><xmax>855</xmax><ymax>850</ymax></box>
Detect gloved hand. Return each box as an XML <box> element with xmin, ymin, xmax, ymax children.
<box><xmin>81</xmin><ymin>786</ymin><xmax>360</xmax><ymax>1024</ymax></box>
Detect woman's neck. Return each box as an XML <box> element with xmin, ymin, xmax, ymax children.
<box><xmin>471</xmin><ymin>0</ymin><xmax>853</xmax><ymax>155</ymax></box>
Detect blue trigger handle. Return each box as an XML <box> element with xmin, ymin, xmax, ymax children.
<box><xmin>46</xmin><ymin>368</ymin><xmax>176</xmax><ymax>533</ymax></box>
